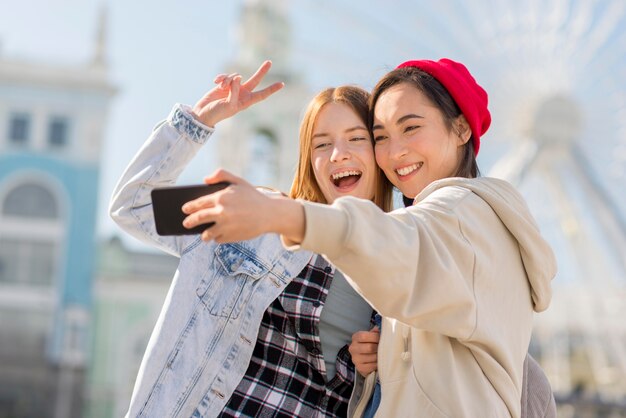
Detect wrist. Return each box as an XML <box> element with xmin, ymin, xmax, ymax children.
<box><xmin>190</xmin><ymin>107</ymin><xmax>218</xmax><ymax>128</ymax></box>
<box><xmin>170</xmin><ymin>104</ymin><xmax>214</xmax><ymax>143</ymax></box>
<box><xmin>267</xmin><ymin>195</ymin><xmax>305</xmax><ymax>243</ymax></box>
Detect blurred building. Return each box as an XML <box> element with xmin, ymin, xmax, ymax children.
<box><xmin>85</xmin><ymin>237</ymin><xmax>177</xmax><ymax>418</ymax></box>
<box><xmin>218</xmin><ymin>0</ymin><xmax>310</xmax><ymax>192</ymax></box>
<box><xmin>0</xmin><ymin>10</ymin><xmax>115</xmax><ymax>418</ymax></box>
<box><xmin>85</xmin><ymin>2</ymin><xmax>310</xmax><ymax>415</ymax></box>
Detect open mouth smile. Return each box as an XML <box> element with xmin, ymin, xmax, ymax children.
<box><xmin>331</xmin><ymin>169</ymin><xmax>363</xmax><ymax>190</ymax></box>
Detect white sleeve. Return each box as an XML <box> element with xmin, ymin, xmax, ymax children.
<box><xmin>109</xmin><ymin>104</ymin><xmax>214</xmax><ymax>257</ymax></box>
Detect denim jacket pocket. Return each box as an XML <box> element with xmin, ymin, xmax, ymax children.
<box><xmin>195</xmin><ymin>242</ymin><xmax>269</xmax><ymax>319</ymax></box>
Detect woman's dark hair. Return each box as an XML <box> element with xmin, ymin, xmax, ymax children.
<box><xmin>369</xmin><ymin>67</ymin><xmax>480</xmax><ymax>178</ymax></box>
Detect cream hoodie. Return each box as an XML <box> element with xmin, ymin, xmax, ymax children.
<box><xmin>287</xmin><ymin>177</ymin><xmax>556</xmax><ymax>417</ymax></box>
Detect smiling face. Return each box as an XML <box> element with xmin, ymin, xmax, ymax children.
<box><xmin>310</xmin><ymin>102</ymin><xmax>377</xmax><ymax>203</ymax></box>
<box><xmin>372</xmin><ymin>82</ymin><xmax>469</xmax><ymax>199</ymax></box>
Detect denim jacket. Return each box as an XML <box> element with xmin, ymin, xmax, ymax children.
<box><xmin>109</xmin><ymin>104</ymin><xmax>313</xmax><ymax>417</ymax></box>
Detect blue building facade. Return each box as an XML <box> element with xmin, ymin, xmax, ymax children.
<box><xmin>0</xmin><ymin>48</ymin><xmax>114</xmax><ymax>417</ymax></box>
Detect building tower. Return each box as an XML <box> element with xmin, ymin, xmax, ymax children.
<box><xmin>217</xmin><ymin>0</ymin><xmax>310</xmax><ymax>192</ymax></box>
<box><xmin>0</xmin><ymin>7</ymin><xmax>115</xmax><ymax>417</ymax></box>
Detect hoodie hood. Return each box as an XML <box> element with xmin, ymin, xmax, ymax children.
<box><xmin>417</xmin><ymin>177</ymin><xmax>557</xmax><ymax>312</ymax></box>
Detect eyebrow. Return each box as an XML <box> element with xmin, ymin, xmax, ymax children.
<box><xmin>372</xmin><ymin>114</ymin><xmax>424</xmax><ymax>131</ymax></box>
<box><xmin>312</xmin><ymin>125</ymin><xmax>368</xmax><ymax>139</ymax></box>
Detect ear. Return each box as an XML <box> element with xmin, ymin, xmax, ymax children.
<box><xmin>455</xmin><ymin>115</ymin><xmax>472</xmax><ymax>146</ymax></box>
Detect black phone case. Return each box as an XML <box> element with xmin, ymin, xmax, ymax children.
<box><xmin>150</xmin><ymin>182</ymin><xmax>230</xmax><ymax>235</ymax></box>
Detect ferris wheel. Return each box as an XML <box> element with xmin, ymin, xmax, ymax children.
<box><xmin>233</xmin><ymin>0</ymin><xmax>626</xmax><ymax>410</ymax></box>
<box><xmin>288</xmin><ymin>0</ymin><xmax>626</xmax><ymax>409</ymax></box>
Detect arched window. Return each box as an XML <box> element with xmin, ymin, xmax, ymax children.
<box><xmin>0</xmin><ymin>181</ymin><xmax>63</xmax><ymax>287</ymax></box>
<box><xmin>3</xmin><ymin>183</ymin><xmax>59</xmax><ymax>219</ymax></box>
<box><xmin>245</xmin><ymin>128</ymin><xmax>279</xmax><ymax>187</ymax></box>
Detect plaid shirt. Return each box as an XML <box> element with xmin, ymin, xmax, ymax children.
<box><xmin>219</xmin><ymin>255</ymin><xmax>360</xmax><ymax>417</ymax></box>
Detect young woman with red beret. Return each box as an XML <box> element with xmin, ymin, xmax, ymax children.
<box><xmin>182</xmin><ymin>58</ymin><xmax>557</xmax><ymax>417</ymax></box>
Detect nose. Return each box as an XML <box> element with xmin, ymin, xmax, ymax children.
<box><xmin>388</xmin><ymin>136</ymin><xmax>408</xmax><ymax>160</ymax></box>
<box><xmin>330</xmin><ymin>141</ymin><xmax>351</xmax><ymax>162</ymax></box>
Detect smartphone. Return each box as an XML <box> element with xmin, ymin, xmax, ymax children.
<box><xmin>151</xmin><ymin>182</ymin><xmax>230</xmax><ymax>235</ymax></box>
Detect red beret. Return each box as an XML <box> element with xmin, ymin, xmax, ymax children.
<box><xmin>396</xmin><ymin>58</ymin><xmax>491</xmax><ymax>155</ymax></box>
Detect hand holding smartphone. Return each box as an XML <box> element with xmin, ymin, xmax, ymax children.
<box><xmin>151</xmin><ymin>182</ymin><xmax>230</xmax><ymax>235</ymax></box>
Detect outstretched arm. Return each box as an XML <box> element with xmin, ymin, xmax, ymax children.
<box><xmin>110</xmin><ymin>61</ymin><xmax>284</xmax><ymax>256</ymax></box>
<box><xmin>181</xmin><ymin>170</ymin><xmax>478</xmax><ymax>338</ymax></box>
<box><xmin>181</xmin><ymin>170</ymin><xmax>305</xmax><ymax>244</ymax></box>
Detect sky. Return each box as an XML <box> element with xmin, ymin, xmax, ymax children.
<box><xmin>0</xmin><ymin>0</ymin><xmax>435</xmax><ymax>248</ymax></box>
<box><xmin>0</xmin><ymin>0</ymin><xmax>464</xmax><ymax>246</ymax></box>
<box><xmin>2</xmin><ymin>0</ymin><xmax>625</xmax><ymax>253</ymax></box>
<box><xmin>0</xmin><ymin>0</ymin><xmax>236</xmax><ymax>243</ymax></box>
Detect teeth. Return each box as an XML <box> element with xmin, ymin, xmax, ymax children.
<box><xmin>396</xmin><ymin>163</ymin><xmax>422</xmax><ymax>176</ymax></box>
<box><xmin>332</xmin><ymin>170</ymin><xmax>362</xmax><ymax>180</ymax></box>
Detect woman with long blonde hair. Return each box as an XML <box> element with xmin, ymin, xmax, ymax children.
<box><xmin>110</xmin><ymin>60</ymin><xmax>391</xmax><ymax>417</ymax></box>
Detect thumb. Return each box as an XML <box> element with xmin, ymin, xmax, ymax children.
<box><xmin>370</xmin><ymin>326</ymin><xmax>380</xmax><ymax>333</ymax></box>
<box><xmin>204</xmin><ymin>168</ymin><xmax>245</xmax><ymax>186</ymax></box>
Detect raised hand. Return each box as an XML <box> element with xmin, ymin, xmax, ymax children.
<box><xmin>348</xmin><ymin>327</ymin><xmax>380</xmax><ymax>377</ymax></box>
<box><xmin>191</xmin><ymin>60</ymin><xmax>284</xmax><ymax>127</ymax></box>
